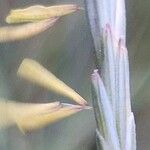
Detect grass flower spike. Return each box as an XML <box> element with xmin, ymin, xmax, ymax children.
<box><xmin>17</xmin><ymin>58</ymin><xmax>87</xmax><ymax>106</ymax></box>
<box><xmin>86</xmin><ymin>0</ymin><xmax>136</xmax><ymax>149</ymax></box>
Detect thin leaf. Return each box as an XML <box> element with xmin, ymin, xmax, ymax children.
<box><xmin>6</xmin><ymin>4</ymin><xmax>81</xmax><ymax>23</ymax></box>
<box><xmin>17</xmin><ymin>59</ymin><xmax>87</xmax><ymax>106</ymax></box>
<box><xmin>0</xmin><ymin>17</ymin><xmax>58</xmax><ymax>42</ymax></box>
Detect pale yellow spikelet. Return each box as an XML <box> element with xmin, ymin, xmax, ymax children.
<box><xmin>0</xmin><ymin>100</ymin><xmax>60</xmax><ymax>129</ymax></box>
<box><xmin>17</xmin><ymin>104</ymin><xmax>83</xmax><ymax>133</ymax></box>
<box><xmin>6</xmin><ymin>4</ymin><xmax>81</xmax><ymax>23</ymax></box>
<box><xmin>0</xmin><ymin>17</ymin><xmax>58</xmax><ymax>42</ymax></box>
<box><xmin>17</xmin><ymin>59</ymin><xmax>87</xmax><ymax>106</ymax></box>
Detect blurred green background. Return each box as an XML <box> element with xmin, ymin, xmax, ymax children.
<box><xmin>0</xmin><ymin>0</ymin><xmax>149</xmax><ymax>150</ymax></box>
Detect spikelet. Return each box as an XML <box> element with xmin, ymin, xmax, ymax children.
<box><xmin>17</xmin><ymin>104</ymin><xmax>84</xmax><ymax>133</ymax></box>
<box><xmin>0</xmin><ymin>17</ymin><xmax>58</xmax><ymax>42</ymax></box>
<box><xmin>0</xmin><ymin>100</ymin><xmax>60</xmax><ymax>129</ymax></box>
<box><xmin>17</xmin><ymin>59</ymin><xmax>87</xmax><ymax>106</ymax></box>
<box><xmin>6</xmin><ymin>4</ymin><xmax>81</xmax><ymax>23</ymax></box>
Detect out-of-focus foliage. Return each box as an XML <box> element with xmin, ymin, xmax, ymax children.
<box><xmin>0</xmin><ymin>0</ymin><xmax>149</xmax><ymax>150</ymax></box>
<box><xmin>0</xmin><ymin>0</ymin><xmax>95</xmax><ymax>150</ymax></box>
<box><xmin>127</xmin><ymin>0</ymin><xmax>150</xmax><ymax>149</ymax></box>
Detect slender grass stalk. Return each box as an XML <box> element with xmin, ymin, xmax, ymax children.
<box><xmin>85</xmin><ymin>0</ymin><xmax>136</xmax><ymax>149</ymax></box>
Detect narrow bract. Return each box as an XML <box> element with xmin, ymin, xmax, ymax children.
<box><xmin>0</xmin><ymin>100</ymin><xmax>60</xmax><ymax>129</ymax></box>
<box><xmin>0</xmin><ymin>18</ymin><xmax>58</xmax><ymax>42</ymax></box>
<box><xmin>0</xmin><ymin>100</ymin><xmax>86</xmax><ymax>133</ymax></box>
<box><xmin>17</xmin><ymin>59</ymin><xmax>87</xmax><ymax>106</ymax></box>
<box><xmin>6</xmin><ymin>4</ymin><xmax>81</xmax><ymax>23</ymax></box>
<box><xmin>17</xmin><ymin>104</ymin><xmax>83</xmax><ymax>133</ymax></box>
